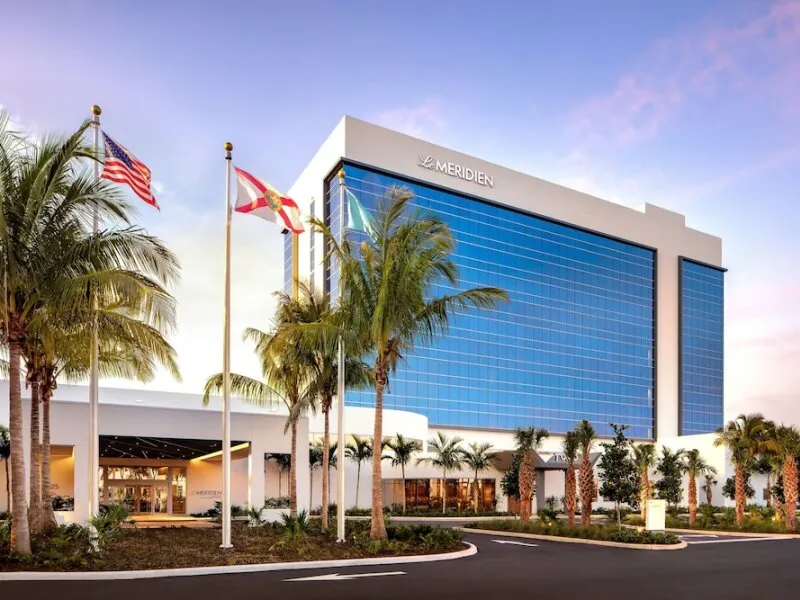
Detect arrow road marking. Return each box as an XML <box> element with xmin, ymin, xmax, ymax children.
<box><xmin>284</xmin><ymin>571</ymin><xmax>406</xmax><ymax>582</ymax></box>
<box><xmin>492</xmin><ymin>539</ymin><xmax>538</xmax><ymax>547</ymax></box>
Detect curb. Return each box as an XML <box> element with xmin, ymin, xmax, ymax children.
<box><xmin>459</xmin><ymin>528</ymin><xmax>687</xmax><ymax>551</ymax></box>
<box><xmin>346</xmin><ymin>516</ymin><xmax>515</xmax><ymax>522</ymax></box>
<box><xmin>666</xmin><ymin>527</ymin><xmax>800</xmax><ymax>539</ymax></box>
<box><xmin>0</xmin><ymin>542</ymin><xmax>477</xmax><ymax>581</ymax></box>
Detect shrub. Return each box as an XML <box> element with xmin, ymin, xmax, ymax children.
<box><xmin>264</xmin><ymin>496</ymin><xmax>291</xmax><ymax>509</ymax></box>
<box><xmin>537</xmin><ymin>508</ymin><xmax>558</xmax><ymax>523</ymax></box>
<box><xmin>247</xmin><ymin>505</ymin><xmax>265</xmax><ymax>526</ymax></box>
<box><xmin>468</xmin><ymin>519</ymin><xmax>680</xmax><ymax>545</ymax></box>
<box><xmin>280</xmin><ymin>509</ymin><xmax>310</xmax><ymax>539</ymax></box>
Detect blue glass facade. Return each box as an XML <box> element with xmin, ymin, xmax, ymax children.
<box><xmin>679</xmin><ymin>259</ymin><xmax>724</xmax><ymax>435</ymax></box>
<box><xmin>324</xmin><ymin>164</ymin><xmax>657</xmax><ymax>439</ymax></box>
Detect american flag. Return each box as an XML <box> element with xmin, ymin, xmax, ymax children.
<box><xmin>100</xmin><ymin>133</ymin><xmax>159</xmax><ymax>209</ymax></box>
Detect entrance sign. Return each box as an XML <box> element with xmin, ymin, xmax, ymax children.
<box><xmin>646</xmin><ymin>499</ymin><xmax>666</xmax><ymax>531</ymax></box>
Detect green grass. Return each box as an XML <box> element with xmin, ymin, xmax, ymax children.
<box><xmin>467</xmin><ymin>519</ymin><xmax>680</xmax><ymax>545</ymax></box>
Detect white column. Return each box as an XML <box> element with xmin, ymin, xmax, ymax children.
<box><xmin>166</xmin><ymin>468</ymin><xmax>173</xmax><ymax>514</ymax></box>
<box><xmin>72</xmin><ymin>443</ymin><xmax>90</xmax><ymax>525</ymax></box>
<box><xmin>248</xmin><ymin>442</ymin><xmax>266</xmax><ymax>509</ymax></box>
<box><xmin>656</xmin><ymin>250</ymin><xmax>680</xmax><ymax>438</ymax></box>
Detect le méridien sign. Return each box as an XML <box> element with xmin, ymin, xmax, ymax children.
<box><xmin>418</xmin><ymin>155</ymin><xmax>494</xmax><ymax>188</ymax></box>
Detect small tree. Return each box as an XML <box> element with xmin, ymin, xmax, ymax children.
<box><xmin>598</xmin><ymin>424</ymin><xmax>638</xmax><ymax>528</ymax></box>
<box><xmin>462</xmin><ymin>442</ymin><xmax>497</xmax><ymax>514</ymax></box>
<box><xmin>722</xmin><ymin>474</ymin><xmax>754</xmax><ymax>502</ymax></box>
<box><xmin>345</xmin><ymin>436</ymin><xmax>373</xmax><ymax>508</ymax></box>
<box><xmin>382</xmin><ymin>434</ymin><xmax>421</xmax><ymax>514</ymax></box>
<box><xmin>500</xmin><ymin>452</ymin><xmax>521</xmax><ymax>504</ymax></box>
<box><xmin>702</xmin><ymin>474</ymin><xmax>718</xmax><ymax>506</ymax></box>
<box><xmin>416</xmin><ymin>432</ymin><xmax>465</xmax><ymax>514</ymax></box>
<box><xmin>655</xmin><ymin>447</ymin><xmax>686</xmax><ymax>509</ymax></box>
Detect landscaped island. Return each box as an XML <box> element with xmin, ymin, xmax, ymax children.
<box><xmin>466</xmin><ymin>519</ymin><xmax>680</xmax><ymax>546</ymax></box>
<box><xmin>0</xmin><ymin>509</ymin><xmax>464</xmax><ymax>572</ymax></box>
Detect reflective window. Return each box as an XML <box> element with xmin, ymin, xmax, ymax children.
<box><xmin>680</xmin><ymin>259</ymin><xmax>724</xmax><ymax>434</ymax></box>
<box><xmin>381</xmin><ymin>478</ymin><xmax>496</xmax><ymax>510</ymax></box>
<box><xmin>327</xmin><ymin>165</ymin><xmax>656</xmax><ymax>439</ymax></box>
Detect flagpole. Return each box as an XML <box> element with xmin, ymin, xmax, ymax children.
<box><xmin>221</xmin><ymin>141</ymin><xmax>233</xmax><ymax>549</ymax></box>
<box><xmin>336</xmin><ymin>168</ymin><xmax>347</xmax><ymax>542</ymax></box>
<box><xmin>89</xmin><ymin>105</ymin><xmax>101</xmax><ymax>531</ymax></box>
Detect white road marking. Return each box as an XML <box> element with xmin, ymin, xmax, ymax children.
<box><xmin>284</xmin><ymin>571</ymin><xmax>406</xmax><ymax>582</ymax></box>
<box><xmin>686</xmin><ymin>537</ymin><xmax>792</xmax><ymax>545</ymax></box>
<box><xmin>492</xmin><ymin>539</ymin><xmax>539</xmax><ymax>547</ymax></box>
<box><xmin>679</xmin><ymin>534</ymin><xmax>719</xmax><ymax>538</ymax></box>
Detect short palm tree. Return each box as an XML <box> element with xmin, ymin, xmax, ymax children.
<box><xmin>382</xmin><ymin>433</ymin><xmax>422</xmax><ymax>514</ymax></box>
<box><xmin>346</xmin><ymin>436</ymin><xmax>373</xmax><ymax>508</ymax></box>
<box><xmin>632</xmin><ymin>443</ymin><xmax>657</xmax><ymax>520</ymax></box>
<box><xmin>266</xmin><ymin>453</ymin><xmax>291</xmax><ymax>497</ymax></box>
<box><xmin>267</xmin><ymin>281</ymin><xmax>370</xmax><ymax>531</ymax></box>
<box><xmin>702</xmin><ymin>475</ymin><xmax>717</xmax><ymax>506</ymax></box>
<box><xmin>417</xmin><ymin>432</ymin><xmax>466</xmax><ymax>514</ymax></box>
<box><xmin>773</xmin><ymin>425</ymin><xmax>800</xmax><ymax>531</ymax></box>
<box><xmin>309</xmin><ymin>186</ymin><xmax>507</xmax><ymax>539</ymax></box>
<box><xmin>575</xmin><ymin>420</ymin><xmax>597</xmax><ymax>526</ymax></box>
<box><xmin>462</xmin><ymin>442</ymin><xmax>497</xmax><ymax>514</ymax></box>
<box><xmin>562</xmin><ymin>431</ymin><xmax>580</xmax><ymax>526</ymax></box>
<box><xmin>309</xmin><ymin>443</ymin><xmax>323</xmax><ymax>510</ymax></box>
<box><xmin>0</xmin><ymin>113</ymin><xmax>179</xmax><ymax>554</ymax></box>
<box><xmin>513</xmin><ymin>427</ymin><xmax>549</xmax><ymax>523</ymax></box>
<box><xmin>685</xmin><ymin>449</ymin><xmax>717</xmax><ymax>526</ymax></box>
<box><xmin>714</xmin><ymin>413</ymin><xmax>770</xmax><ymax>526</ymax></box>
<box><xmin>0</xmin><ymin>424</ymin><xmax>9</xmax><ymax>511</ymax></box>
<box><xmin>204</xmin><ymin>314</ymin><xmax>316</xmax><ymax>517</ymax></box>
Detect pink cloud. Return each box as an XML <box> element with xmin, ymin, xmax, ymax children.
<box><xmin>570</xmin><ymin>0</ymin><xmax>800</xmax><ymax>148</ymax></box>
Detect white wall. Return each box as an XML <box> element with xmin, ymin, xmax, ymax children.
<box><xmin>0</xmin><ymin>461</ymin><xmax>7</xmax><ymax>512</ymax></box>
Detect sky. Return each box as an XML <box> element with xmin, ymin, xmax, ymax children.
<box><xmin>2</xmin><ymin>0</ymin><xmax>799</xmax><ymax>425</ymax></box>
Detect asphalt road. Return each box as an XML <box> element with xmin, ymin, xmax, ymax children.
<box><xmin>4</xmin><ymin>533</ymin><xmax>799</xmax><ymax>600</ymax></box>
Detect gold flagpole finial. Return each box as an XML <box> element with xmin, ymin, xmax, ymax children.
<box><xmin>224</xmin><ymin>142</ymin><xmax>233</xmax><ymax>159</ymax></box>
<box><xmin>338</xmin><ymin>168</ymin><xmax>345</xmax><ymax>180</ymax></box>
<box><xmin>91</xmin><ymin>105</ymin><xmax>102</xmax><ymax>116</ymax></box>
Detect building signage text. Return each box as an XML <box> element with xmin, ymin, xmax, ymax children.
<box><xmin>418</xmin><ymin>155</ymin><xmax>494</xmax><ymax>188</ymax></box>
<box><xmin>193</xmin><ymin>489</ymin><xmax>222</xmax><ymax>497</ymax></box>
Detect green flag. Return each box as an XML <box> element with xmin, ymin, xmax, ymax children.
<box><xmin>346</xmin><ymin>188</ymin><xmax>377</xmax><ymax>239</ymax></box>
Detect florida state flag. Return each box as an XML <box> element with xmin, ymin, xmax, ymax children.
<box><xmin>233</xmin><ymin>166</ymin><xmax>304</xmax><ymax>234</ymax></box>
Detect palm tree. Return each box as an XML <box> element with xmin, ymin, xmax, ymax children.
<box><xmin>562</xmin><ymin>431</ymin><xmax>580</xmax><ymax>527</ymax></box>
<box><xmin>273</xmin><ymin>281</ymin><xmax>370</xmax><ymax>530</ymax></box>
<box><xmin>0</xmin><ymin>424</ymin><xmax>9</xmax><ymax>512</ymax></box>
<box><xmin>714</xmin><ymin>413</ymin><xmax>770</xmax><ymax>526</ymax></box>
<box><xmin>346</xmin><ymin>436</ymin><xmax>373</xmax><ymax>508</ymax></box>
<box><xmin>417</xmin><ymin>432</ymin><xmax>466</xmax><ymax>514</ymax></box>
<box><xmin>204</xmin><ymin>307</ymin><xmax>317</xmax><ymax>517</ymax></box>
<box><xmin>575</xmin><ymin>420</ymin><xmax>597</xmax><ymax>526</ymax></box>
<box><xmin>632</xmin><ymin>443</ymin><xmax>657</xmax><ymax>520</ymax></box>
<box><xmin>685</xmin><ymin>449</ymin><xmax>717</xmax><ymax>526</ymax></box>
<box><xmin>773</xmin><ymin>425</ymin><xmax>800</xmax><ymax>532</ymax></box>
<box><xmin>266</xmin><ymin>453</ymin><xmax>291</xmax><ymax>497</ymax></box>
<box><xmin>702</xmin><ymin>475</ymin><xmax>717</xmax><ymax>506</ymax></box>
<box><xmin>0</xmin><ymin>113</ymin><xmax>179</xmax><ymax>554</ymax></box>
<box><xmin>382</xmin><ymin>433</ymin><xmax>422</xmax><ymax>514</ymax></box>
<box><xmin>462</xmin><ymin>442</ymin><xmax>496</xmax><ymax>514</ymax></box>
<box><xmin>309</xmin><ymin>443</ymin><xmax>323</xmax><ymax>510</ymax></box>
<box><xmin>513</xmin><ymin>427</ymin><xmax>549</xmax><ymax>523</ymax></box>
<box><xmin>309</xmin><ymin>186</ymin><xmax>507</xmax><ymax>539</ymax></box>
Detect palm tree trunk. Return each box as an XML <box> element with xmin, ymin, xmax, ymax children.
<box><xmin>442</xmin><ymin>469</ymin><xmax>447</xmax><ymax>515</ymax></box>
<box><xmin>766</xmin><ymin>473</ymin><xmax>772</xmax><ymax>508</ymax></box>
<box><xmin>309</xmin><ymin>467</ymin><xmax>313</xmax><ymax>511</ymax></box>
<box><xmin>734</xmin><ymin>462</ymin><xmax>745</xmax><ymax>527</ymax></box>
<box><xmin>8</xmin><ymin>339</ymin><xmax>31</xmax><ymax>554</ymax></box>
<box><xmin>369</xmin><ymin>364</ymin><xmax>387</xmax><ymax>540</ymax></box>
<box><xmin>519</xmin><ymin>452</ymin><xmax>533</xmax><ymax>523</ymax></box>
<box><xmin>579</xmin><ymin>456</ymin><xmax>594</xmax><ymax>527</ymax></box>
<box><xmin>321</xmin><ymin>403</ymin><xmax>330</xmax><ymax>531</ymax></box>
<box><xmin>355</xmin><ymin>462</ymin><xmax>361</xmax><ymax>508</ymax></box>
<box><xmin>40</xmin><ymin>387</ymin><xmax>55</xmax><ymax>529</ymax></box>
<box><xmin>565</xmin><ymin>464</ymin><xmax>576</xmax><ymax>527</ymax></box>
<box><xmin>706</xmin><ymin>482</ymin><xmax>713</xmax><ymax>506</ymax></box>
<box><xmin>278</xmin><ymin>468</ymin><xmax>282</xmax><ymax>498</ymax></box>
<box><xmin>401</xmin><ymin>463</ymin><xmax>406</xmax><ymax>514</ymax></box>
<box><xmin>289</xmin><ymin>420</ymin><xmax>298</xmax><ymax>518</ymax></box>
<box><xmin>474</xmin><ymin>468</ymin><xmax>479</xmax><ymax>514</ymax></box>
<box><xmin>688</xmin><ymin>474</ymin><xmax>698</xmax><ymax>526</ymax></box>
<box><xmin>639</xmin><ymin>470</ymin><xmax>648</xmax><ymax>520</ymax></box>
<box><xmin>28</xmin><ymin>379</ymin><xmax>42</xmax><ymax>535</ymax></box>
<box><xmin>784</xmin><ymin>455</ymin><xmax>798</xmax><ymax>532</ymax></box>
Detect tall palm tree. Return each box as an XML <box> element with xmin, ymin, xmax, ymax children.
<box><xmin>462</xmin><ymin>442</ymin><xmax>496</xmax><ymax>514</ymax></box>
<box><xmin>309</xmin><ymin>187</ymin><xmax>507</xmax><ymax>539</ymax></box>
<box><xmin>346</xmin><ymin>435</ymin><xmax>373</xmax><ymax>508</ymax></box>
<box><xmin>417</xmin><ymin>432</ymin><xmax>466</xmax><ymax>514</ymax></box>
<box><xmin>632</xmin><ymin>443</ymin><xmax>657</xmax><ymax>520</ymax></box>
<box><xmin>204</xmin><ymin>315</ymin><xmax>316</xmax><ymax>517</ymax></box>
<box><xmin>714</xmin><ymin>413</ymin><xmax>770</xmax><ymax>526</ymax></box>
<box><xmin>382</xmin><ymin>433</ymin><xmax>422</xmax><ymax>514</ymax></box>
<box><xmin>272</xmin><ymin>282</ymin><xmax>370</xmax><ymax>530</ymax></box>
<box><xmin>513</xmin><ymin>427</ymin><xmax>549</xmax><ymax>523</ymax></box>
<box><xmin>562</xmin><ymin>431</ymin><xmax>580</xmax><ymax>527</ymax></box>
<box><xmin>0</xmin><ymin>424</ymin><xmax>9</xmax><ymax>512</ymax></box>
<box><xmin>702</xmin><ymin>475</ymin><xmax>717</xmax><ymax>506</ymax></box>
<box><xmin>575</xmin><ymin>420</ymin><xmax>597</xmax><ymax>526</ymax></box>
<box><xmin>0</xmin><ymin>113</ymin><xmax>179</xmax><ymax>554</ymax></box>
<box><xmin>773</xmin><ymin>425</ymin><xmax>800</xmax><ymax>532</ymax></box>
<box><xmin>685</xmin><ymin>449</ymin><xmax>717</xmax><ymax>526</ymax></box>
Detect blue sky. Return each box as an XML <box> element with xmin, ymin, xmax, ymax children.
<box><xmin>3</xmin><ymin>0</ymin><xmax>799</xmax><ymax>422</ymax></box>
